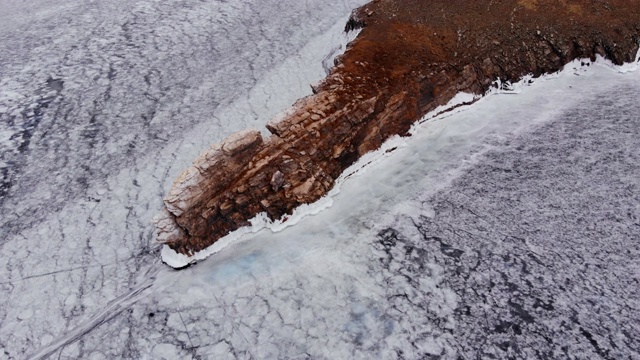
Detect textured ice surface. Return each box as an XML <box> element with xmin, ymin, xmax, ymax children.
<box><xmin>19</xmin><ymin>58</ymin><xmax>640</xmax><ymax>359</ymax></box>
<box><xmin>0</xmin><ymin>0</ymin><xmax>367</xmax><ymax>358</ymax></box>
<box><xmin>2</xmin><ymin>0</ymin><xmax>640</xmax><ymax>358</ymax></box>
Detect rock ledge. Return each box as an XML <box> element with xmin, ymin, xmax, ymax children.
<box><xmin>156</xmin><ymin>0</ymin><xmax>640</xmax><ymax>259</ymax></box>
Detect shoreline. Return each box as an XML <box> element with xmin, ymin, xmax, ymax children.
<box><xmin>157</xmin><ymin>0</ymin><xmax>640</xmax><ymax>264</ymax></box>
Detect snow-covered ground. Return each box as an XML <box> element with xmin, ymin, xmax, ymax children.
<box><xmin>1</xmin><ymin>1</ymin><xmax>639</xmax><ymax>359</ymax></box>
<box><xmin>0</xmin><ymin>0</ymin><xmax>367</xmax><ymax>358</ymax></box>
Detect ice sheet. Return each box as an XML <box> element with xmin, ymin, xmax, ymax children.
<box><xmin>0</xmin><ymin>1</ymin><xmax>368</xmax><ymax>358</ymax></box>
<box><xmin>2</xmin><ymin>0</ymin><xmax>638</xmax><ymax>354</ymax></box>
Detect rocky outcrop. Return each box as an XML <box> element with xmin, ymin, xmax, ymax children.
<box><xmin>156</xmin><ymin>0</ymin><xmax>640</xmax><ymax>258</ymax></box>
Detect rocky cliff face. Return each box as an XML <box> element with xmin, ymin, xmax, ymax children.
<box><xmin>156</xmin><ymin>0</ymin><xmax>640</xmax><ymax>258</ymax></box>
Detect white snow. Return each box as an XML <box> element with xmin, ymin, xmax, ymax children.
<box><xmin>0</xmin><ymin>1</ymin><xmax>369</xmax><ymax>358</ymax></box>
<box><xmin>2</xmin><ymin>0</ymin><xmax>639</xmax><ymax>354</ymax></box>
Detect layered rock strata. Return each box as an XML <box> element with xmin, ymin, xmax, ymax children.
<box><xmin>156</xmin><ymin>0</ymin><xmax>640</xmax><ymax>257</ymax></box>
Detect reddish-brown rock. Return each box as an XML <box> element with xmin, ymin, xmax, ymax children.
<box><xmin>156</xmin><ymin>0</ymin><xmax>640</xmax><ymax>256</ymax></box>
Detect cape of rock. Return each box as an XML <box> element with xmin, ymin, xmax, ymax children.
<box><xmin>155</xmin><ymin>0</ymin><xmax>640</xmax><ymax>259</ymax></box>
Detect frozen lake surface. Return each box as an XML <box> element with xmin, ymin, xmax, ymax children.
<box><xmin>1</xmin><ymin>1</ymin><xmax>639</xmax><ymax>359</ymax></box>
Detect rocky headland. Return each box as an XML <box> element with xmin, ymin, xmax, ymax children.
<box><xmin>155</xmin><ymin>0</ymin><xmax>640</xmax><ymax>260</ymax></box>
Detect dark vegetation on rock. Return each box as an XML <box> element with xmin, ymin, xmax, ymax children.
<box><xmin>155</xmin><ymin>0</ymin><xmax>640</xmax><ymax>257</ymax></box>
